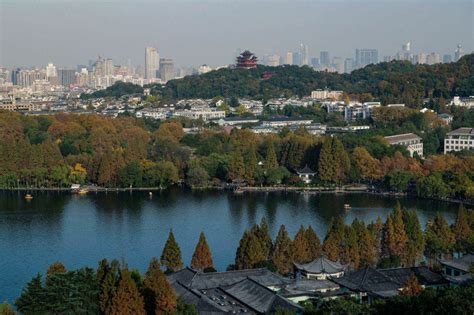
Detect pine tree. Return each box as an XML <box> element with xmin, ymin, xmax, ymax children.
<box><xmin>271</xmin><ymin>225</ymin><xmax>294</xmax><ymax>275</ymax></box>
<box><xmin>142</xmin><ymin>257</ymin><xmax>177</xmax><ymax>315</ymax></box>
<box><xmin>322</xmin><ymin>217</ymin><xmax>345</xmax><ymax>261</ymax></box>
<box><xmin>191</xmin><ymin>232</ymin><xmax>214</xmax><ymax>270</ymax></box>
<box><xmin>15</xmin><ymin>274</ymin><xmax>46</xmax><ymax>314</ymax></box>
<box><xmin>100</xmin><ymin>259</ymin><xmax>120</xmax><ymax>314</ymax></box>
<box><xmin>318</xmin><ymin>137</ymin><xmax>337</xmax><ymax>183</ymax></box>
<box><xmin>108</xmin><ymin>268</ymin><xmax>145</xmax><ymax>315</ymax></box>
<box><xmin>401</xmin><ymin>273</ymin><xmax>423</xmax><ymax>296</ymax></box>
<box><xmin>425</xmin><ymin>213</ymin><xmax>456</xmax><ymax>261</ymax></box>
<box><xmin>331</xmin><ymin>137</ymin><xmax>351</xmax><ymax>184</ymax></box>
<box><xmin>161</xmin><ymin>230</ymin><xmax>184</xmax><ymax>272</ymax></box>
<box><xmin>403</xmin><ymin>209</ymin><xmax>425</xmax><ymax>266</ymax></box>
<box><xmin>342</xmin><ymin>225</ymin><xmax>360</xmax><ymax>269</ymax></box>
<box><xmin>228</xmin><ymin>150</ymin><xmax>245</xmax><ymax>181</ymax></box>
<box><xmin>254</xmin><ymin>217</ymin><xmax>273</xmax><ymax>259</ymax></box>
<box><xmin>305</xmin><ymin>225</ymin><xmax>322</xmax><ymax>260</ymax></box>
<box><xmin>244</xmin><ymin>146</ymin><xmax>257</xmax><ymax>184</ymax></box>
<box><xmin>367</xmin><ymin>217</ymin><xmax>383</xmax><ymax>263</ymax></box>
<box><xmin>382</xmin><ymin>203</ymin><xmax>408</xmax><ymax>263</ymax></box>
<box><xmin>265</xmin><ymin>142</ymin><xmax>278</xmax><ymax>170</ymax></box>
<box><xmin>352</xmin><ymin>219</ymin><xmax>376</xmax><ymax>267</ymax></box>
<box><xmin>293</xmin><ymin>225</ymin><xmax>311</xmax><ymax>264</ymax></box>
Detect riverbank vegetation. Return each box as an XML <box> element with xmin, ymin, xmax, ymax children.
<box><xmin>11</xmin><ymin>203</ymin><xmax>473</xmax><ymax>314</ymax></box>
<box><xmin>0</xmin><ymin>111</ymin><xmax>472</xmax><ymax>203</ymax></box>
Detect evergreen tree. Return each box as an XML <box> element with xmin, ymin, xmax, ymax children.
<box><xmin>191</xmin><ymin>232</ymin><xmax>214</xmax><ymax>270</ymax></box>
<box><xmin>293</xmin><ymin>225</ymin><xmax>311</xmax><ymax>264</ymax></box>
<box><xmin>425</xmin><ymin>213</ymin><xmax>456</xmax><ymax>261</ymax></box>
<box><xmin>401</xmin><ymin>273</ymin><xmax>423</xmax><ymax>296</ymax></box>
<box><xmin>142</xmin><ymin>257</ymin><xmax>177</xmax><ymax>315</ymax></box>
<box><xmin>100</xmin><ymin>259</ymin><xmax>120</xmax><ymax>314</ymax></box>
<box><xmin>15</xmin><ymin>274</ymin><xmax>46</xmax><ymax>314</ymax></box>
<box><xmin>382</xmin><ymin>203</ymin><xmax>408</xmax><ymax>264</ymax></box>
<box><xmin>352</xmin><ymin>219</ymin><xmax>376</xmax><ymax>267</ymax></box>
<box><xmin>305</xmin><ymin>225</ymin><xmax>322</xmax><ymax>260</ymax></box>
<box><xmin>244</xmin><ymin>146</ymin><xmax>257</xmax><ymax>184</ymax></box>
<box><xmin>160</xmin><ymin>230</ymin><xmax>184</xmax><ymax>272</ymax></box>
<box><xmin>271</xmin><ymin>225</ymin><xmax>294</xmax><ymax>275</ymax></box>
<box><xmin>253</xmin><ymin>217</ymin><xmax>273</xmax><ymax>259</ymax></box>
<box><xmin>318</xmin><ymin>137</ymin><xmax>337</xmax><ymax>183</ymax></box>
<box><xmin>342</xmin><ymin>225</ymin><xmax>360</xmax><ymax>269</ymax></box>
<box><xmin>367</xmin><ymin>217</ymin><xmax>383</xmax><ymax>263</ymax></box>
<box><xmin>265</xmin><ymin>142</ymin><xmax>278</xmax><ymax>170</ymax></box>
<box><xmin>227</xmin><ymin>150</ymin><xmax>245</xmax><ymax>181</ymax></box>
<box><xmin>402</xmin><ymin>209</ymin><xmax>425</xmax><ymax>266</ymax></box>
<box><xmin>322</xmin><ymin>217</ymin><xmax>345</xmax><ymax>262</ymax></box>
<box><xmin>108</xmin><ymin>268</ymin><xmax>145</xmax><ymax>315</ymax></box>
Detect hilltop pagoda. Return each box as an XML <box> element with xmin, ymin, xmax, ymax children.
<box><xmin>236</xmin><ymin>50</ymin><xmax>258</xmax><ymax>69</ymax></box>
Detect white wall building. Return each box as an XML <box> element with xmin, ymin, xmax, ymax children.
<box><xmin>384</xmin><ymin>133</ymin><xmax>423</xmax><ymax>157</ymax></box>
<box><xmin>444</xmin><ymin>128</ymin><xmax>474</xmax><ymax>154</ymax></box>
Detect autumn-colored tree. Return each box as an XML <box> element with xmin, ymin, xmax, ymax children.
<box><xmin>305</xmin><ymin>225</ymin><xmax>322</xmax><ymax>260</ymax></box>
<box><xmin>401</xmin><ymin>273</ymin><xmax>423</xmax><ymax>296</ymax></box>
<box><xmin>253</xmin><ymin>217</ymin><xmax>273</xmax><ymax>260</ymax></box>
<box><xmin>271</xmin><ymin>225</ymin><xmax>294</xmax><ymax>275</ymax></box>
<box><xmin>142</xmin><ymin>257</ymin><xmax>177</xmax><ymax>315</ymax></box>
<box><xmin>318</xmin><ymin>137</ymin><xmax>350</xmax><ymax>184</ymax></box>
<box><xmin>160</xmin><ymin>230</ymin><xmax>184</xmax><ymax>272</ymax></box>
<box><xmin>322</xmin><ymin>217</ymin><xmax>345</xmax><ymax>262</ymax></box>
<box><xmin>452</xmin><ymin>204</ymin><xmax>473</xmax><ymax>253</ymax></box>
<box><xmin>227</xmin><ymin>150</ymin><xmax>245</xmax><ymax>181</ymax></box>
<box><xmin>265</xmin><ymin>142</ymin><xmax>278</xmax><ymax>170</ymax></box>
<box><xmin>235</xmin><ymin>231</ymin><xmax>266</xmax><ymax>270</ymax></box>
<box><xmin>382</xmin><ymin>203</ymin><xmax>408</xmax><ymax>263</ymax></box>
<box><xmin>46</xmin><ymin>262</ymin><xmax>66</xmax><ymax>276</ymax></box>
<box><xmin>367</xmin><ymin>217</ymin><xmax>383</xmax><ymax>262</ymax></box>
<box><xmin>352</xmin><ymin>219</ymin><xmax>376</xmax><ymax>267</ymax></box>
<box><xmin>243</xmin><ymin>146</ymin><xmax>257</xmax><ymax>184</ymax></box>
<box><xmin>342</xmin><ymin>225</ymin><xmax>360</xmax><ymax>269</ymax></box>
<box><xmin>293</xmin><ymin>225</ymin><xmax>311</xmax><ymax>264</ymax></box>
<box><xmin>352</xmin><ymin>147</ymin><xmax>383</xmax><ymax>182</ymax></box>
<box><xmin>108</xmin><ymin>267</ymin><xmax>145</xmax><ymax>315</ymax></box>
<box><xmin>425</xmin><ymin>213</ymin><xmax>456</xmax><ymax>261</ymax></box>
<box><xmin>191</xmin><ymin>232</ymin><xmax>214</xmax><ymax>270</ymax></box>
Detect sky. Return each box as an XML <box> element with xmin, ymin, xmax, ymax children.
<box><xmin>0</xmin><ymin>0</ymin><xmax>473</xmax><ymax>68</ymax></box>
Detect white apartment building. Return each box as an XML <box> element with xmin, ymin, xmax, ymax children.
<box><xmin>444</xmin><ymin>128</ymin><xmax>474</xmax><ymax>154</ymax></box>
<box><xmin>449</xmin><ymin>96</ymin><xmax>474</xmax><ymax>108</ymax></box>
<box><xmin>173</xmin><ymin>109</ymin><xmax>225</xmax><ymax>121</ymax></box>
<box><xmin>384</xmin><ymin>133</ymin><xmax>423</xmax><ymax>157</ymax></box>
<box><xmin>311</xmin><ymin>89</ymin><xmax>343</xmax><ymax>100</ymax></box>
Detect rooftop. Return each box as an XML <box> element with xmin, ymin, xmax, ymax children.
<box><xmin>440</xmin><ymin>254</ymin><xmax>474</xmax><ymax>273</ymax></box>
<box><xmin>384</xmin><ymin>133</ymin><xmax>421</xmax><ymax>144</ymax></box>
<box><xmin>296</xmin><ymin>165</ymin><xmax>316</xmax><ymax>175</ymax></box>
<box><xmin>446</xmin><ymin>127</ymin><xmax>474</xmax><ymax>136</ymax></box>
<box><xmin>294</xmin><ymin>257</ymin><xmax>345</xmax><ymax>274</ymax></box>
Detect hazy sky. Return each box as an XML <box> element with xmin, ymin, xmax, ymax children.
<box><xmin>0</xmin><ymin>0</ymin><xmax>473</xmax><ymax>68</ymax></box>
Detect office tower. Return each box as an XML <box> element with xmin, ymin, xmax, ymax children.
<box><xmin>300</xmin><ymin>43</ymin><xmax>309</xmax><ymax>66</ymax></box>
<box><xmin>311</xmin><ymin>58</ymin><xmax>319</xmax><ymax>68</ymax></box>
<box><xmin>426</xmin><ymin>53</ymin><xmax>441</xmax><ymax>65</ymax></box>
<box><xmin>104</xmin><ymin>59</ymin><xmax>114</xmax><ymax>76</ymax></box>
<box><xmin>57</xmin><ymin>69</ymin><xmax>76</xmax><ymax>86</ymax></box>
<box><xmin>344</xmin><ymin>58</ymin><xmax>354</xmax><ymax>73</ymax></box>
<box><xmin>159</xmin><ymin>58</ymin><xmax>174</xmax><ymax>82</ymax></box>
<box><xmin>443</xmin><ymin>54</ymin><xmax>453</xmax><ymax>63</ymax></box>
<box><xmin>284</xmin><ymin>52</ymin><xmax>293</xmax><ymax>65</ymax></box>
<box><xmin>145</xmin><ymin>47</ymin><xmax>160</xmax><ymax>79</ymax></box>
<box><xmin>454</xmin><ymin>44</ymin><xmax>464</xmax><ymax>62</ymax></box>
<box><xmin>332</xmin><ymin>57</ymin><xmax>344</xmax><ymax>73</ymax></box>
<box><xmin>293</xmin><ymin>52</ymin><xmax>302</xmax><ymax>66</ymax></box>
<box><xmin>355</xmin><ymin>49</ymin><xmax>378</xmax><ymax>68</ymax></box>
<box><xmin>46</xmin><ymin>63</ymin><xmax>57</xmax><ymax>78</ymax></box>
<box><xmin>266</xmin><ymin>54</ymin><xmax>280</xmax><ymax>66</ymax></box>
<box><xmin>320</xmin><ymin>51</ymin><xmax>330</xmax><ymax>66</ymax></box>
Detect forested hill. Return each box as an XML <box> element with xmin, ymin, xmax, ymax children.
<box><xmin>153</xmin><ymin>54</ymin><xmax>474</xmax><ymax>106</ymax></box>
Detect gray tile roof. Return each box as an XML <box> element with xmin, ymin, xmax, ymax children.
<box><xmin>294</xmin><ymin>257</ymin><xmax>345</xmax><ymax>274</ymax></box>
<box><xmin>379</xmin><ymin>266</ymin><xmax>448</xmax><ymax>286</ymax></box>
<box><xmin>446</xmin><ymin>128</ymin><xmax>474</xmax><ymax>136</ymax></box>
<box><xmin>440</xmin><ymin>254</ymin><xmax>474</xmax><ymax>273</ymax></box>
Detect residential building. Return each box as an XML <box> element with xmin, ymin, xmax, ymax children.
<box><xmin>454</xmin><ymin>44</ymin><xmax>465</xmax><ymax>62</ymax></box>
<box><xmin>261</xmin><ymin>117</ymin><xmax>313</xmax><ymax>128</ymax></box>
<box><xmin>284</xmin><ymin>52</ymin><xmax>293</xmax><ymax>65</ymax></box>
<box><xmin>145</xmin><ymin>47</ymin><xmax>160</xmax><ymax>79</ymax></box>
<box><xmin>57</xmin><ymin>69</ymin><xmax>76</xmax><ymax>86</ymax></box>
<box><xmin>173</xmin><ymin>109</ymin><xmax>225</xmax><ymax>121</ymax></box>
<box><xmin>443</xmin><ymin>54</ymin><xmax>453</xmax><ymax>63</ymax></box>
<box><xmin>384</xmin><ymin>133</ymin><xmax>423</xmax><ymax>157</ymax></box>
<box><xmin>344</xmin><ymin>58</ymin><xmax>354</xmax><ymax>73</ymax></box>
<box><xmin>449</xmin><ymin>96</ymin><xmax>474</xmax><ymax>108</ymax></box>
<box><xmin>437</xmin><ymin>113</ymin><xmax>453</xmax><ymax>124</ymax></box>
<box><xmin>159</xmin><ymin>58</ymin><xmax>174</xmax><ymax>82</ymax></box>
<box><xmin>294</xmin><ymin>257</ymin><xmax>345</xmax><ymax>280</ymax></box>
<box><xmin>216</xmin><ymin>117</ymin><xmax>260</xmax><ymax>126</ymax></box>
<box><xmin>444</xmin><ymin>128</ymin><xmax>474</xmax><ymax>154</ymax></box>
<box><xmin>320</xmin><ymin>51</ymin><xmax>330</xmax><ymax>67</ymax></box>
<box><xmin>311</xmin><ymin>89</ymin><xmax>343</xmax><ymax>100</ymax></box>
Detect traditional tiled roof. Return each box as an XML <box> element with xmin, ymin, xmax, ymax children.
<box><xmin>331</xmin><ymin>267</ymin><xmax>400</xmax><ymax>294</ymax></box>
<box><xmin>440</xmin><ymin>254</ymin><xmax>474</xmax><ymax>273</ymax></box>
<box><xmin>294</xmin><ymin>257</ymin><xmax>344</xmax><ymax>274</ymax></box>
<box><xmin>296</xmin><ymin>164</ymin><xmax>316</xmax><ymax>175</ymax></box>
<box><xmin>379</xmin><ymin>266</ymin><xmax>448</xmax><ymax>286</ymax></box>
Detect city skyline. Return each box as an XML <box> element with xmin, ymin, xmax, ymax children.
<box><xmin>1</xmin><ymin>0</ymin><xmax>473</xmax><ymax>68</ymax></box>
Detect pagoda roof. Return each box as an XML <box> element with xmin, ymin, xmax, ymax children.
<box><xmin>296</xmin><ymin>164</ymin><xmax>316</xmax><ymax>175</ymax></box>
<box><xmin>294</xmin><ymin>257</ymin><xmax>344</xmax><ymax>274</ymax></box>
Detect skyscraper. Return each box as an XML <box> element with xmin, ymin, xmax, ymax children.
<box><xmin>320</xmin><ymin>51</ymin><xmax>330</xmax><ymax>67</ymax></box>
<box><xmin>344</xmin><ymin>58</ymin><xmax>354</xmax><ymax>73</ymax></box>
<box><xmin>284</xmin><ymin>52</ymin><xmax>293</xmax><ymax>65</ymax></box>
<box><xmin>443</xmin><ymin>54</ymin><xmax>453</xmax><ymax>63</ymax></box>
<box><xmin>454</xmin><ymin>44</ymin><xmax>464</xmax><ymax>62</ymax></box>
<box><xmin>300</xmin><ymin>43</ymin><xmax>309</xmax><ymax>66</ymax></box>
<box><xmin>159</xmin><ymin>58</ymin><xmax>174</xmax><ymax>82</ymax></box>
<box><xmin>145</xmin><ymin>47</ymin><xmax>160</xmax><ymax>79</ymax></box>
<box><xmin>293</xmin><ymin>52</ymin><xmax>302</xmax><ymax>66</ymax></box>
<box><xmin>355</xmin><ymin>49</ymin><xmax>378</xmax><ymax>68</ymax></box>
<box><xmin>57</xmin><ymin>69</ymin><xmax>76</xmax><ymax>86</ymax></box>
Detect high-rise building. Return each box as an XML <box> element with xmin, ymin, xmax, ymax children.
<box><xmin>344</xmin><ymin>58</ymin><xmax>354</xmax><ymax>73</ymax></box>
<box><xmin>332</xmin><ymin>57</ymin><xmax>344</xmax><ymax>73</ymax></box>
<box><xmin>402</xmin><ymin>42</ymin><xmax>411</xmax><ymax>52</ymax></box>
<box><xmin>311</xmin><ymin>58</ymin><xmax>319</xmax><ymax>68</ymax></box>
<box><xmin>454</xmin><ymin>44</ymin><xmax>464</xmax><ymax>62</ymax></box>
<box><xmin>57</xmin><ymin>69</ymin><xmax>76</xmax><ymax>86</ymax></box>
<box><xmin>46</xmin><ymin>63</ymin><xmax>57</xmax><ymax>78</ymax></box>
<box><xmin>104</xmin><ymin>59</ymin><xmax>114</xmax><ymax>76</ymax></box>
<box><xmin>415</xmin><ymin>53</ymin><xmax>427</xmax><ymax>64</ymax></box>
<box><xmin>266</xmin><ymin>54</ymin><xmax>280</xmax><ymax>67</ymax></box>
<box><xmin>284</xmin><ymin>52</ymin><xmax>293</xmax><ymax>65</ymax></box>
<box><xmin>145</xmin><ymin>47</ymin><xmax>160</xmax><ymax>79</ymax></box>
<box><xmin>16</xmin><ymin>69</ymin><xmax>46</xmax><ymax>87</ymax></box>
<box><xmin>320</xmin><ymin>51</ymin><xmax>330</xmax><ymax>66</ymax></box>
<box><xmin>443</xmin><ymin>54</ymin><xmax>453</xmax><ymax>63</ymax></box>
<box><xmin>159</xmin><ymin>58</ymin><xmax>174</xmax><ymax>82</ymax></box>
<box><xmin>355</xmin><ymin>49</ymin><xmax>378</xmax><ymax>68</ymax></box>
<box><xmin>426</xmin><ymin>53</ymin><xmax>441</xmax><ymax>65</ymax></box>
<box><xmin>300</xmin><ymin>43</ymin><xmax>309</xmax><ymax>66</ymax></box>
<box><xmin>293</xmin><ymin>52</ymin><xmax>302</xmax><ymax>66</ymax></box>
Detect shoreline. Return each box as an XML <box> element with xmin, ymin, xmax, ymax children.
<box><xmin>1</xmin><ymin>185</ymin><xmax>472</xmax><ymax>205</ymax></box>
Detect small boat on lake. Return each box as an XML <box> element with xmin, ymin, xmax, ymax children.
<box><xmin>24</xmin><ymin>194</ymin><xmax>33</xmax><ymax>200</ymax></box>
<box><xmin>77</xmin><ymin>188</ymin><xmax>89</xmax><ymax>195</ymax></box>
<box><xmin>344</xmin><ymin>204</ymin><xmax>351</xmax><ymax>210</ymax></box>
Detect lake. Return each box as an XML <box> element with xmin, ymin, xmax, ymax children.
<box><xmin>0</xmin><ymin>188</ymin><xmax>459</xmax><ymax>302</ymax></box>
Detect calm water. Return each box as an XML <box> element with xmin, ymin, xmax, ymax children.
<box><xmin>0</xmin><ymin>188</ymin><xmax>459</xmax><ymax>302</ymax></box>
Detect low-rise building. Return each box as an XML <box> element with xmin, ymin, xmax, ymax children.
<box><xmin>384</xmin><ymin>133</ymin><xmax>423</xmax><ymax>157</ymax></box>
<box><xmin>173</xmin><ymin>109</ymin><xmax>226</xmax><ymax>121</ymax></box>
<box><xmin>216</xmin><ymin>117</ymin><xmax>260</xmax><ymax>126</ymax></box>
<box><xmin>449</xmin><ymin>96</ymin><xmax>474</xmax><ymax>108</ymax></box>
<box><xmin>438</xmin><ymin>113</ymin><xmax>454</xmax><ymax>124</ymax></box>
<box><xmin>444</xmin><ymin>128</ymin><xmax>474</xmax><ymax>154</ymax></box>
<box><xmin>311</xmin><ymin>89</ymin><xmax>343</xmax><ymax>100</ymax></box>
<box><xmin>296</xmin><ymin>165</ymin><xmax>317</xmax><ymax>184</ymax></box>
<box><xmin>261</xmin><ymin>117</ymin><xmax>313</xmax><ymax>128</ymax></box>
<box><xmin>294</xmin><ymin>257</ymin><xmax>345</xmax><ymax>280</ymax></box>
